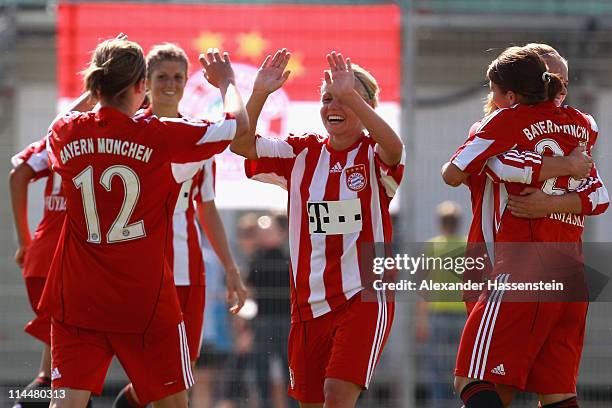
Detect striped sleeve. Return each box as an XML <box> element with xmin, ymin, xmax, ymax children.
<box><xmin>374</xmin><ymin>144</ymin><xmax>405</xmax><ymax>198</ymax></box>
<box><xmin>12</xmin><ymin>137</ymin><xmax>51</xmax><ymax>180</ymax></box>
<box><xmin>194</xmin><ymin>159</ymin><xmax>216</xmax><ymax>203</ymax></box>
<box><xmin>162</xmin><ymin>113</ymin><xmax>236</xmax><ymax>164</ymax></box>
<box><xmin>451</xmin><ymin>110</ymin><xmax>516</xmax><ymax>175</ymax></box>
<box><xmin>244</xmin><ymin>135</ymin><xmax>297</xmax><ymax>190</ymax></box>
<box><xmin>575</xmin><ymin>166</ymin><xmax>609</xmax><ymax>216</ymax></box>
<box><xmin>484</xmin><ymin>149</ymin><xmax>543</xmax><ymax>185</ymax></box>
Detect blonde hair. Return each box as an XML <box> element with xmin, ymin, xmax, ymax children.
<box><xmin>353</xmin><ymin>64</ymin><xmax>380</xmax><ymax>108</ymax></box>
<box><xmin>146</xmin><ymin>43</ymin><xmax>189</xmax><ymax>79</ymax></box>
<box><xmin>321</xmin><ymin>63</ymin><xmax>380</xmax><ymax>108</ymax></box>
<box><xmin>83</xmin><ymin>38</ymin><xmax>145</xmax><ymax>102</ymax></box>
<box><xmin>523</xmin><ymin>43</ymin><xmax>567</xmax><ymax>66</ymax></box>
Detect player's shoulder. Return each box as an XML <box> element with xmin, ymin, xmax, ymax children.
<box><xmin>475</xmin><ymin>105</ymin><xmax>520</xmax><ymax>132</ymax></box>
<box><xmin>560</xmin><ymin>104</ymin><xmax>598</xmax><ymax>133</ymax></box>
<box><xmin>52</xmin><ymin>111</ymin><xmax>93</xmax><ymax>133</ymax></box>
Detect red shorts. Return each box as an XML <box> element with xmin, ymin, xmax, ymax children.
<box><xmin>24</xmin><ymin>277</ymin><xmax>51</xmax><ymax>345</ymax></box>
<box><xmin>51</xmin><ymin>317</ymin><xmax>194</xmax><ymax>404</ymax></box>
<box><xmin>176</xmin><ymin>285</ymin><xmax>205</xmax><ymax>361</ymax></box>
<box><xmin>287</xmin><ymin>292</ymin><xmax>394</xmax><ymax>403</ymax></box>
<box><xmin>455</xmin><ymin>279</ymin><xmax>587</xmax><ymax>393</ymax></box>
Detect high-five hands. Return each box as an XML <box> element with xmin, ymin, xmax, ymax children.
<box><xmin>200</xmin><ymin>48</ymin><xmax>236</xmax><ymax>89</ymax></box>
<box><xmin>253</xmin><ymin>48</ymin><xmax>291</xmax><ymax>95</ymax></box>
<box><xmin>324</xmin><ymin>51</ymin><xmax>356</xmax><ymax>100</ymax></box>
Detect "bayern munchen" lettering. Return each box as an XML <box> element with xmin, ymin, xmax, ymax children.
<box><xmin>522</xmin><ymin>120</ymin><xmax>588</xmax><ymax>142</ymax></box>
<box><xmin>59</xmin><ymin>137</ymin><xmax>153</xmax><ymax>164</ymax></box>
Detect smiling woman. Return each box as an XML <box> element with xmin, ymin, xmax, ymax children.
<box><xmin>145</xmin><ymin>43</ymin><xmax>189</xmax><ymax>117</ymax></box>
<box><xmin>230</xmin><ymin>49</ymin><xmax>405</xmax><ymax>408</ymax></box>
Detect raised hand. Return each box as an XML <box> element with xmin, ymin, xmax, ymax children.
<box><xmin>253</xmin><ymin>48</ymin><xmax>291</xmax><ymax>95</ymax></box>
<box><xmin>324</xmin><ymin>51</ymin><xmax>355</xmax><ymax>100</ymax></box>
<box><xmin>199</xmin><ymin>48</ymin><xmax>236</xmax><ymax>89</ymax></box>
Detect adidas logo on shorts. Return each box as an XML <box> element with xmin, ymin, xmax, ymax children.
<box><xmin>330</xmin><ymin>162</ymin><xmax>344</xmax><ymax>173</ymax></box>
<box><xmin>490</xmin><ymin>364</ymin><xmax>506</xmax><ymax>376</ymax></box>
<box><xmin>51</xmin><ymin>367</ymin><xmax>62</xmax><ymax>381</ymax></box>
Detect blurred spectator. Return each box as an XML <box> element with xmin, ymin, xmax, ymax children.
<box><xmin>415</xmin><ymin>201</ymin><xmax>467</xmax><ymax>408</ymax></box>
<box><xmin>247</xmin><ymin>213</ymin><xmax>292</xmax><ymax>408</ymax></box>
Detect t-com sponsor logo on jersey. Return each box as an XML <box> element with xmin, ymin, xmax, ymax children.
<box><xmin>345</xmin><ymin>164</ymin><xmax>367</xmax><ymax>192</ymax></box>
<box><xmin>307</xmin><ymin>199</ymin><xmax>362</xmax><ymax>235</ymax></box>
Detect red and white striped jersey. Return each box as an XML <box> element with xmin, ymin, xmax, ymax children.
<box><xmin>245</xmin><ymin>132</ymin><xmax>405</xmax><ymax>322</ymax></box>
<box><xmin>11</xmin><ymin>138</ymin><xmax>65</xmax><ymax>278</ymax></box>
<box><xmin>41</xmin><ymin>107</ymin><xmax>235</xmax><ymax>334</ymax></box>
<box><xmin>139</xmin><ymin>108</ymin><xmax>216</xmax><ymax>287</ymax></box>
<box><xmin>168</xmin><ymin>159</ymin><xmax>215</xmax><ymax>286</ymax></box>
<box><xmin>452</xmin><ymin>102</ymin><xmax>609</xmax><ymax>245</ymax></box>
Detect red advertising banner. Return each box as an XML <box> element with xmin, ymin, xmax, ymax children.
<box><xmin>57</xmin><ymin>2</ymin><xmax>401</xmax><ymax>209</ymax></box>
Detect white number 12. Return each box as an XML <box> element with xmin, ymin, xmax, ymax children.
<box><xmin>73</xmin><ymin>165</ymin><xmax>146</xmax><ymax>244</ymax></box>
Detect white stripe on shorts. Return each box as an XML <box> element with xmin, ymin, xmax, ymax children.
<box><xmin>468</xmin><ymin>274</ymin><xmax>509</xmax><ymax>379</ymax></box>
<box><xmin>365</xmin><ymin>289</ymin><xmax>387</xmax><ymax>387</ymax></box>
<box><xmin>178</xmin><ymin>322</ymin><xmax>194</xmax><ymax>387</ymax></box>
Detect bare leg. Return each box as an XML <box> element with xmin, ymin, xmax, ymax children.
<box><xmin>299</xmin><ymin>404</ymin><xmax>323</xmax><ymax>408</ymax></box>
<box><xmin>191</xmin><ymin>367</ymin><xmax>213</xmax><ymax>408</ymax></box>
<box><xmin>50</xmin><ymin>388</ymin><xmax>91</xmax><ymax>408</ymax></box>
<box><xmin>322</xmin><ymin>378</ymin><xmax>361</xmax><ymax>408</ymax></box>
<box><xmin>151</xmin><ymin>390</ymin><xmax>188</xmax><ymax>408</ymax></box>
<box><xmin>539</xmin><ymin>393</ymin><xmax>577</xmax><ymax>406</ymax></box>
<box><xmin>39</xmin><ymin>344</ymin><xmax>52</xmax><ymax>378</ymax></box>
<box><xmin>496</xmin><ymin>384</ymin><xmax>517</xmax><ymax>407</ymax></box>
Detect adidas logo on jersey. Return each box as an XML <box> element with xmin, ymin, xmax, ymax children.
<box><xmin>330</xmin><ymin>162</ymin><xmax>343</xmax><ymax>173</ymax></box>
<box><xmin>51</xmin><ymin>367</ymin><xmax>62</xmax><ymax>380</ymax></box>
<box><xmin>491</xmin><ymin>364</ymin><xmax>506</xmax><ymax>376</ymax></box>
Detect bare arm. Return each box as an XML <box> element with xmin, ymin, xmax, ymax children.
<box><xmin>325</xmin><ymin>52</ymin><xmax>403</xmax><ymax>165</ymax></box>
<box><xmin>197</xmin><ymin>200</ymin><xmax>247</xmax><ymax>314</ymax></box>
<box><xmin>538</xmin><ymin>147</ymin><xmax>592</xmax><ymax>181</ymax></box>
<box><xmin>50</xmin><ymin>91</ymin><xmax>96</xmax><ymax>127</ymax></box>
<box><xmin>508</xmin><ymin>188</ymin><xmax>582</xmax><ymax>218</ymax></box>
<box><xmin>9</xmin><ymin>163</ymin><xmax>36</xmax><ymax>267</ymax></box>
<box><xmin>441</xmin><ymin>162</ymin><xmax>468</xmax><ymax>187</ymax></box>
<box><xmin>231</xmin><ymin>49</ymin><xmax>291</xmax><ymax>159</ymax></box>
<box><xmin>199</xmin><ymin>49</ymin><xmax>249</xmax><ymax>147</ymax></box>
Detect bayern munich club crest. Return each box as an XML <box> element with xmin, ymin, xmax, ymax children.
<box><xmin>345</xmin><ymin>164</ymin><xmax>367</xmax><ymax>192</ymax></box>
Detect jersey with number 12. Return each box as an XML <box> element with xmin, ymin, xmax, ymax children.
<box><xmin>40</xmin><ymin>106</ymin><xmax>235</xmax><ymax>334</ymax></box>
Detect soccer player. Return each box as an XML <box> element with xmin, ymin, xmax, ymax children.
<box><xmin>442</xmin><ymin>47</ymin><xmax>608</xmax><ymax>408</ymax></box>
<box><xmin>455</xmin><ymin>44</ymin><xmax>597</xmax><ymax>317</ymax></box>
<box><xmin>9</xmin><ymin>91</ymin><xmax>99</xmax><ymax>408</ymax></box>
<box><xmin>446</xmin><ymin>43</ymin><xmax>607</xmax><ymax>407</ymax></box>
<box><xmin>41</xmin><ymin>38</ymin><xmax>248</xmax><ymax>408</ymax></box>
<box><xmin>231</xmin><ymin>49</ymin><xmax>404</xmax><ymax>408</ymax></box>
<box><xmin>112</xmin><ymin>43</ymin><xmax>247</xmax><ymax>408</ymax></box>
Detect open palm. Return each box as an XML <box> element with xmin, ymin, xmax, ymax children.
<box><xmin>324</xmin><ymin>51</ymin><xmax>355</xmax><ymax>98</ymax></box>
<box><xmin>253</xmin><ymin>48</ymin><xmax>291</xmax><ymax>94</ymax></box>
